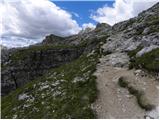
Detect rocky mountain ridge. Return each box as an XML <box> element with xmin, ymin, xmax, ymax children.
<box><xmin>1</xmin><ymin>3</ymin><xmax>159</xmax><ymax>119</ymax></box>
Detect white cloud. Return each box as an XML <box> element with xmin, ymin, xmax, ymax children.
<box><xmin>82</xmin><ymin>23</ymin><xmax>96</xmax><ymax>30</ymax></box>
<box><xmin>91</xmin><ymin>0</ymin><xmax>158</xmax><ymax>26</ymax></box>
<box><xmin>0</xmin><ymin>0</ymin><xmax>81</xmax><ymax>48</ymax></box>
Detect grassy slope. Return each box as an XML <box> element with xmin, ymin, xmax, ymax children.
<box><xmin>10</xmin><ymin>44</ymin><xmax>81</xmax><ymax>62</ymax></box>
<box><xmin>1</xmin><ymin>49</ymin><xmax>101</xmax><ymax>118</ymax></box>
<box><xmin>128</xmin><ymin>47</ymin><xmax>159</xmax><ymax>73</ymax></box>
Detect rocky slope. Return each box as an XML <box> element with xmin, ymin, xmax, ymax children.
<box><xmin>1</xmin><ymin>3</ymin><xmax>159</xmax><ymax>119</ymax></box>
<box><xmin>1</xmin><ymin>46</ymin><xmax>84</xmax><ymax>96</ymax></box>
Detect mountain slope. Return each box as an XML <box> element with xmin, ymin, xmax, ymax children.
<box><xmin>1</xmin><ymin>3</ymin><xmax>159</xmax><ymax>119</ymax></box>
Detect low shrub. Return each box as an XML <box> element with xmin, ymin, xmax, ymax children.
<box><xmin>128</xmin><ymin>47</ymin><xmax>159</xmax><ymax>73</ymax></box>
<box><xmin>118</xmin><ymin>76</ymin><xmax>129</xmax><ymax>88</ymax></box>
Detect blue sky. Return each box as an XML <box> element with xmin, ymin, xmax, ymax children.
<box><xmin>52</xmin><ymin>1</ymin><xmax>114</xmax><ymax>26</ymax></box>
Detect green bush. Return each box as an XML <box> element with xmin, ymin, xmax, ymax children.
<box><xmin>128</xmin><ymin>46</ymin><xmax>143</xmax><ymax>58</ymax></box>
<box><xmin>118</xmin><ymin>76</ymin><xmax>129</xmax><ymax>88</ymax></box>
<box><xmin>137</xmin><ymin>94</ymin><xmax>155</xmax><ymax>111</ymax></box>
<box><xmin>135</xmin><ymin>48</ymin><xmax>159</xmax><ymax>72</ymax></box>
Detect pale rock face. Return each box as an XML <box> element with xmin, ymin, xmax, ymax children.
<box><xmin>145</xmin><ymin>106</ymin><xmax>159</xmax><ymax>119</ymax></box>
<box><xmin>12</xmin><ymin>114</ymin><xmax>17</xmax><ymax>119</ymax></box>
<box><xmin>125</xmin><ymin>42</ymin><xmax>141</xmax><ymax>51</ymax></box>
<box><xmin>141</xmin><ymin>35</ymin><xmax>159</xmax><ymax>47</ymax></box>
<box><xmin>72</xmin><ymin>77</ymin><xmax>85</xmax><ymax>83</ymax></box>
<box><xmin>142</xmin><ymin>27</ymin><xmax>151</xmax><ymax>35</ymax></box>
<box><xmin>18</xmin><ymin>93</ymin><xmax>29</xmax><ymax>101</ymax></box>
<box><xmin>101</xmin><ymin>52</ymin><xmax>129</xmax><ymax>68</ymax></box>
<box><xmin>136</xmin><ymin>45</ymin><xmax>158</xmax><ymax>57</ymax></box>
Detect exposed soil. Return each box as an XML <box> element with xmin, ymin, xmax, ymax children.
<box><xmin>92</xmin><ymin>57</ymin><xmax>159</xmax><ymax>119</ymax></box>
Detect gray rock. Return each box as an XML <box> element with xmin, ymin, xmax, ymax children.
<box><xmin>145</xmin><ymin>106</ymin><xmax>159</xmax><ymax>119</ymax></box>
<box><xmin>141</xmin><ymin>35</ymin><xmax>159</xmax><ymax>47</ymax></box>
<box><xmin>143</xmin><ymin>27</ymin><xmax>151</xmax><ymax>35</ymax></box>
<box><xmin>102</xmin><ymin>52</ymin><xmax>129</xmax><ymax>67</ymax></box>
<box><xmin>136</xmin><ymin>45</ymin><xmax>158</xmax><ymax>57</ymax></box>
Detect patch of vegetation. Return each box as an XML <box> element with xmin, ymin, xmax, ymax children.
<box><xmin>118</xmin><ymin>76</ymin><xmax>129</xmax><ymax>88</ymax></box>
<box><xmin>127</xmin><ymin>46</ymin><xmax>143</xmax><ymax>58</ymax></box>
<box><xmin>135</xmin><ymin>28</ymin><xmax>144</xmax><ymax>35</ymax></box>
<box><xmin>128</xmin><ymin>85</ymin><xmax>155</xmax><ymax>111</ymax></box>
<box><xmin>148</xmin><ymin>25</ymin><xmax>159</xmax><ymax>34</ymax></box>
<box><xmin>143</xmin><ymin>16</ymin><xmax>159</xmax><ymax>34</ymax></box>
<box><xmin>10</xmin><ymin>44</ymin><xmax>81</xmax><ymax>62</ymax></box>
<box><xmin>118</xmin><ymin>78</ymin><xmax>155</xmax><ymax>111</ymax></box>
<box><xmin>136</xmin><ymin>15</ymin><xmax>159</xmax><ymax>35</ymax></box>
<box><xmin>1</xmin><ymin>48</ymin><xmax>101</xmax><ymax>118</ymax></box>
<box><xmin>136</xmin><ymin>93</ymin><xmax>155</xmax><ymax>111</ymax></box>
<box><xmin>146</xmin><ymin>16</ymin><xmax>159</xmax><ymax>26</ymax></box>
<box><xmin>1</xmin><ymin>63</ymin><xmax>8</xmax><ymax>70</ymax></box>
<box><xmin>128</xmin><ymin>47</ymin><xmax>159</xmax><ymax>73</ymax></box>
<box><xmin>127</xmin><ymin>85</ymin><xmax>140</xmax><ymax>96</ymax></box>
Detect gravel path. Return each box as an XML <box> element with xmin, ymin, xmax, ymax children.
<box><xmin>92</xmin><ymin>57</ymin><xmax>159</xmax><ymax>119</ymax></box>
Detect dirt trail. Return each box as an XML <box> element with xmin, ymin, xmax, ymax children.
<box><xmin>92</xmin><ymin>57</ymin><xmax>159</xmax><ymax>119</ymax></box>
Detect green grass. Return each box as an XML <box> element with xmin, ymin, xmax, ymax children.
<box><xmin>127</xmin><ymin>46</ymin><xmax>143</xmax><ymax>58</ymax></box>
<box><xmin>10</xmin><ymin>44</ymin><xmax>81</xmax><ymax>62</ymax></box>
<box><xmin>118</xmin><ymin>79</ymin><xmax>155</xmax><ymax>111</ymax></box>
<box><xmin>128</xmin><ymin>47</ymin><xmax>159</xmax><ymax>73</ymax></box>
<box><xmin>127</xmin><ymin>85</ymin><xmax>140</xmax><ymax>96</ymax></box>
<box><xmin>135</xmin><ymin>48</ymin><xmax>159</xmax><ymax>72</ymax></box>
<box><xmin>148</xmin><ymin>25</ymin><xmax>159</xmax><ymax>33</ymax></box>
<box><xmin>146</xmin><ymin>16</ymin><xmax>159</xmax><ymax>26</ymax></box>
<box><xmin>136</xmin><ymin>93</ymin><xmax>155</xmax><ymax>111</ymax></box>
<box><xmin>1</xmin><ymin>51</ymin><xmax>100</xmax><ymax>119</ymax></box>
<box><xmin>118</xmin><ymin>76</ymin><xmax>129</xmax><ymax>88</ymax></box>
<box><xmin>1</xmin><ymin>63</ymin><xmax>8</xmax><ymax>70</ymax></box>
<box><xmin>144</xmin><ymin>16</ymin><xmax>159</xmax><ymax>34</ymax></box>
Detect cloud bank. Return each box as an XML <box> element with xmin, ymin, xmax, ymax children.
<box><xmin>91</xmin><ymin>0</ymin><xmax>158</xmax><ymax>25</ymax></box>
<box><xmin>1</xmin><ymin>0</ymin><xmax>81</xmax><ymax>48</ymax></box>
